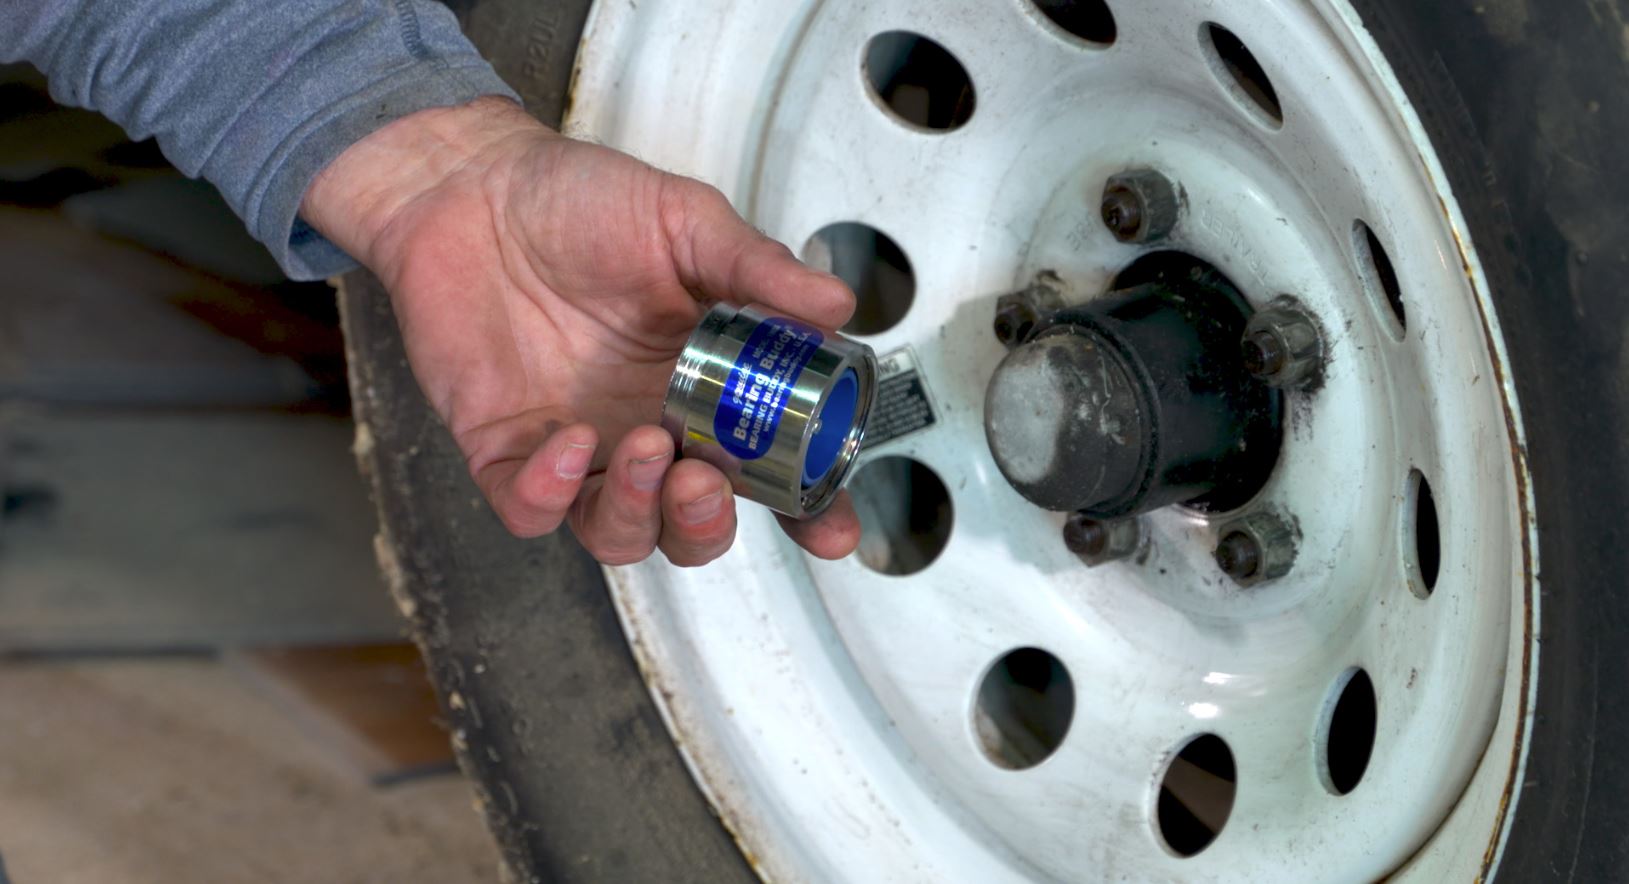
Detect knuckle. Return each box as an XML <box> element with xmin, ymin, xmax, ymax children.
<box><xmin>498</xmin><ymin>516</ymin><xmax>533</xmax><ymax>538</ymax></box>
<box><xmin>663</xmin><ymin>544</ymin><xmax>720</xmax><ymax>568</ymax></box>
<box><xmin>593</xmin><ymin>543</ymin><xmax>654</xmax><ymax>567</ymax></box>
<box><xmin>579</xmin><ymin>524</ymin><xmax>656</xmax><ymax>565</ymax></box>
<box><xmin>510</xmin><ymin>487</ymin><xmax>571</xmax><ymax>531</ymax></box>
<box><xmin>690</xmin><ymin>180</ymin><xmax>729</xmax><ymax>209</ymax></box>
<box><xmin>609</xmin><ymin>489</ymin><xmax>663</xmax><ymax>525</ymax></box>
<box><xmin>517</xmin><ymin>488</ymin><xmax>570</xmax><ymax>521</ymax></box>
<box><xmin>519</xmin><ymin>472</ymin><xmax>570</xmax><ymax>507</ymax></box>
<box><xmin>665</xmin><ymin>525</ymin><xmax>735</xmax><ymax>567</ymax></box>
<box><xmin>609</xmin><ymin>494</ymin><xmax>664</xmax><ymax>530</ymax></box>
<box><xmin>499</xmin><ymin>510</ymin><xmax>555</xmax><ymax>539</ymax></box>
<box><xmin>683</xmin><ymin>521</ymin><xmax>733</xmax><ymax>550</ymax></box>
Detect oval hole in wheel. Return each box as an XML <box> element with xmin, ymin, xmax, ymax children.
<box><xmin>1408</xmin><ymin>469</ymin><xmax>1441</xmax><ymax>596</ymax></box>
<box><xmin>801</xmin><ymin>222</ymin><xmax>916</xmax><ymax>335</ymax></box>
<box><xmin>1030</xmin><ymin>0</ymin><xmax>1117</xmax><ymax>46</ymax></box>
<box><xmin>1356</xmin><ymin>220</ymin><xmax>1407</xmax><ymax>335</ymax></box>
<box><xmin>1156</xmin><ymin>734</ymin><xmax>1236</xmax><ymax>857</ymax></box>
<box><xmin>1319</xmin><ymin>668</ymin><xmax>1378</xmax><ymax>796</ymax></box>
<box><xmin>1201</xmin><ymin>23</ymin><xmax>1283</xmax><ymax>128</ymax></box>
<box><xmin>974</xmin><ymin>647</ymin><xmax>1076</xmax><ymax>770</ymax></box>
<box><xmin>863</xmin><ymin>31</ymin><xmax>977</xmax><ymax>132</ymax></box>
<box><xmin>847</xmin><ymin>456</ymin><xmax>952</xmax><ymax>576</ymax></box>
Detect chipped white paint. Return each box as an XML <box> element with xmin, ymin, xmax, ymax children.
<box><xmin>568</xmin><ymin>0</ymin><xmax>1538</xmax><ymax>880</ymax></box>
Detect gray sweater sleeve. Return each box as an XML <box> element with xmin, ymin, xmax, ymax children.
<box><xmin>2</xmin><ymin>0</ymin><xmax>520</xmax><ymax>280</ymax></box>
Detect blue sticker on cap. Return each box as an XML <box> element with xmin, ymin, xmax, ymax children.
<box><xmin>715</xmin><ymin>316</ymin><xmax>824</xmax><ymax>461</ymax></box>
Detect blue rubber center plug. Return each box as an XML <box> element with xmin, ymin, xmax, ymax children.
<box><xmin>802</xmin><ymin>369</ymin><xmax>859</xmax><ymax>488</ymax></box>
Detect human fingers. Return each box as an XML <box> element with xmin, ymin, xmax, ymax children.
<box><xmin>776</xmin><ymin>491</ymin><xmax>862</xmax><ymax>560</ymax></box>
<box><xmin>666</xmin><ymin>179</ymin><xmax>856</xmax><ymax>330</ymax></box>
<box><xmin>568</xmin><ymin>425</ymin><xmax>674</xmax><ymax>565</ymax></box>
<box><xmin>472</xmin><ymin>422</ymin><xmax>598</xmax><ymax>538</ymax></box>
<box><xmin>656</xmin><ymin>459</ymin><xmax>739</xmax><ymax>567</ymax></box>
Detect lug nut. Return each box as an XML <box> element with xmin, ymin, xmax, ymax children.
<box><xmin>993</xmin><ymin>300</ymin><xmax>1039</xmax><ymax>348</ymax></box>
<box><xmin>1100</xmin><ymin>169</ymin><xmax>1181</xmax><ymax>244</ymax></box>
<box><xmin>1241</xmin><ymin>297</ymin><xmax>1324</xmax><ymax>388</ymax></box>
<box><xmin>992</xmin><ymin>272</ymin><xmax>1067</xmax><ymax>349</ymax></box>
<box><xmin>1064</xmin><ymin>513</ymin><xmax>1142</xmax><ymax>566</ymax></box>
<box><xmin>1213</xmin><ymin>511</ymin><xmax>1297</xmax><ymax>587</ymax></box>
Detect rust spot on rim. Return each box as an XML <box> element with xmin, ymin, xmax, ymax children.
<box><xmin>1375</xmin><ymin>154</ymin><xmax>1537</xmax><ymax>883</ymax></box>
<box><xmin>1432</xmin><ymin>170</ymin><xmax>1537</xmax><ymax>884</ymax></box>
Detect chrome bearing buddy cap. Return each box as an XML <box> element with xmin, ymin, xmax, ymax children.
<box><xmin>662</xmin><ymin>303</ymin><xmax>878</xmax><ymax>519</ymax></box>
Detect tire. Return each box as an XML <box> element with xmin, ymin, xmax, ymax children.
<box><xmin>340</xmin><ymin>0</ymin><xmax>1629</xmax><ymax>880</ymax></box>
<box><xmin>1350</xmin><ymin>2</ymin><xmax>1629</xmax><ymax>878</ymax></box>
<box><xmin>337</xmin><ymin>2</ymin><xmax>755</xmax><ymax>881</ymax></box>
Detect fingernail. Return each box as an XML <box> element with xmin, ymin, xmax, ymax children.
<box><xmin>680</xmin><ymin>491</ymin><xmax>724</xmax><ymax>524</ymax></box>
<box><xmin>628</xmin><ymin>453</ymin><xmax>671</xmax><ymax>492</ymax></box>
<box><xmin>556</xmin><ymin>443</ymin><xmax>593</xmax><ymax>479</ymax></box>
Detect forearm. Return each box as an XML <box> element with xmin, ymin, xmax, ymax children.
<box><xmin>1</xmin><ymin>0</ymin><xmax>518</xmax><ymax>280</ymax></box>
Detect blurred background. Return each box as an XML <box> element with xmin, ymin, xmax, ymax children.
<box><xmin>0</xmin><ymin>63</ymin><xmax>499</xmax><ymax>882</ymax></box>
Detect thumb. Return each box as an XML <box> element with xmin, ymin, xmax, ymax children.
<box><xmin>665</xmin><ymin>177</ymin><xmax>857</xmax><ymax>330</ymax></box>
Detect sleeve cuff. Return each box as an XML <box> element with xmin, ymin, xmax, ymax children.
<box><xmin>250</xmin><ymin>62</ymin><xmax>521</xmax><ymax>281</ymax></box>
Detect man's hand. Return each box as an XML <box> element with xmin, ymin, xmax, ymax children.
<box><xmin>303</xmin><ymin>97</ymin><xmax>862</xmax><ymax>566</ymax></box>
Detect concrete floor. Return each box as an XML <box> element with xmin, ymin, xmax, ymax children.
<box><xmin>0</xmin><ymin>64</ymin><xmax>505</xmax><ymax>882</ymax></box>
<box><xmin>0</xmin><ymin>658</ymin><xmax>499</xmax><ymax>884</ymax></box>
<box><xmin>0</xmin><ymin>406</ymin><xmax>395</xmax><ymax>653</ymax></box>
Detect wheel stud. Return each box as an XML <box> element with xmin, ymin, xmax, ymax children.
<box><xmin>1214</xmin><ymin>531</ymin><xmax>1262</xmax><ymax>580</ymax></box>
<box><xmin>1241</xmin><ymin>296</ymin><xmax>1324</xmax><ymax>388</ymax></box>
<box><xmin>1241</xmin><ymin>329</ymin><xmax>1287</xmax><ymax>378</ymax></box>
<box><xmin>1213</xmin><ymin>511</ymin><xmax>1296</xmax><ymax>587</ymax></box>
<box><xmin>1063</xmin><ymin>512</ymin><xmax>1141</xmax><ymax>566</ymax></box>
<box><xmin>1100</xmin><ymin>169</ymin><xmax>1180</xmax><ymax>244</ymax></box>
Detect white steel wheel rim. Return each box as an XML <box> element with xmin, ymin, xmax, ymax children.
<box><xmin>567</xmin><ymin>1</ymin><xmax>1538</xmax><ymax>881</ymax></box>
